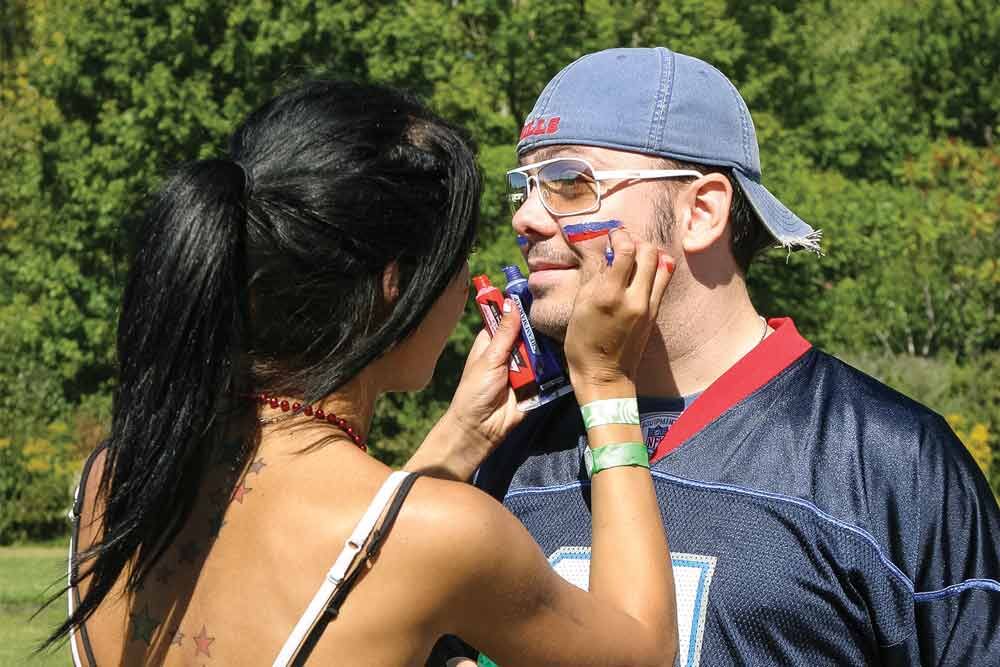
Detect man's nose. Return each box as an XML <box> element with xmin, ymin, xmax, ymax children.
<box><xmin>511</xmin><ymin>188</ymin><xmax>561</xmax><ymax>240</ymax></box>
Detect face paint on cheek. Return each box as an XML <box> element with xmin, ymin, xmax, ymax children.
<box><xmin>563</xmin><ymin>219</ymin><xmax>622</xmax><ymax>266</ymax></box>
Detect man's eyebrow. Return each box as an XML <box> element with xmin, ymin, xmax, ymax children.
<box><xmin>518</xmin><ymin>146</ymin><xmax>575</xmax><ymax>166</ymax></box>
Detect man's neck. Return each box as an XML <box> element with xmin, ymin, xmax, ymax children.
<box><xmin>635</xmin><ymin>284</ymin><xmax>769</xmax><ymax>398</ymax></box>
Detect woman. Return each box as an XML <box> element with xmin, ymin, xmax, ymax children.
<box><xmin>54</xmin><ymin>80</ymin><xmax>678</xmax><ymax>666</ymax></box>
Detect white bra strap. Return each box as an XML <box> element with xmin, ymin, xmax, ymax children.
<box><xmin>273</xmin><ymin>470</ymin><xmax>412</xmax><ymax>667</ymax></box>
<box><xmin>68</xmin><ymin>480</ymin><xmax>84</xmax><ymax>667</ymax></box>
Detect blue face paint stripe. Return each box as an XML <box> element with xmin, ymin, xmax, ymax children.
<box><xmin>562</xmin><ymin>219</ymin><xmax>622</xmax><ymax>237</ymax></box>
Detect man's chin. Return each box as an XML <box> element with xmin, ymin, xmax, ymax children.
<box><xmin>527</xmin><ymin>299</ymin><xmax>570</xmax><ymax>342</ymax></box>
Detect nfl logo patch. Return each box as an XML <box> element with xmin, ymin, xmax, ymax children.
<box><xmin>641</xmin><ymin>412</ymin><xmax>680</xmax><ymax>455</ymax></box>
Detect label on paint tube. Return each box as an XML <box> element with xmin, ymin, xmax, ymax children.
<box><xmin>510</xmin><ymin>294</ymin><xmax>539</xmax><ymax>355</ymax></box>
<box><xmin>480</xmin><ymin>300</ymin><xmax>527</xmax><ymax>372</ymax></box>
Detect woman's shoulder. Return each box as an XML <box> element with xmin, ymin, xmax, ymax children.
<box><xmin>396</xmin><ymin>475</ymin><xmax>514</xmax><ymax>551</ymax></box>
<box><xmin>384</xmin><ymin>474</ymin><xmax>548</xmax><ymax>607</ymax></box>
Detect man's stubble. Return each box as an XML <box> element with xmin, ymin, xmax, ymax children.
<box><xmin>528</xmin><ymin>190</ymin><xmax>676</xmax><ymax>342</ymax></box>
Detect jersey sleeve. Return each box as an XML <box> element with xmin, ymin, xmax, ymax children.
<box><xmin>908</xmin><ymin>413</ymin><xmax>1000</xmax><ymax>663</ymax></box>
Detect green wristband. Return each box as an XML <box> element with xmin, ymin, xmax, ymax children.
<box><xmin>580</xmin><ymin>398</ymin><xmax>640</xmax><ymax>428</ymax></box>
<box><xmin>583</xmin><ymin>442</ymin><xmax>650</xmax><ymax>478</ymax></box>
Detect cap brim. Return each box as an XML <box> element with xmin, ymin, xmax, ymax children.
<box><xmin>732</xmin><ymin>170</ymin><xmax>821</xmax><ymax>253</ymax></box>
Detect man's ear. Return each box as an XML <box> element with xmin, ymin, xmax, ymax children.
<box><xmin>677</xmin><ymin>174</ymin><xmax>732</xmax><ymax>254</ymax></box>
<box><xmin>382</xmin><ymin>260</ymin><xmax>401</xmax><ymax>304</ymax></box>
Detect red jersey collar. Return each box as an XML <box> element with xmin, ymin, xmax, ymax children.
<box><xmin>650</xmin><ymin>318</ymin><xmax>812</xmax><ymax>464</ymax></box>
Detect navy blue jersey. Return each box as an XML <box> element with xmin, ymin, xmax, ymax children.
<box><xmin>465</xmin><ymin>319</ymin><xmax>1000</xmax><ymax>666</ymax></box>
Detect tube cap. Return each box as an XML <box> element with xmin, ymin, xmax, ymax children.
<box><xmin>502</xmin><ymin>265</ymin><xmax>526</xmax><ymax>283</ymax></box>
<box><xmin>472</xmin><ymin>275</ymin><xmax>492</xmax><ymax>292</ymax></box>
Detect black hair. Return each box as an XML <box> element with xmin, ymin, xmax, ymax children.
<box><xmin>653</xmin><ymin>158</ymin><xmax>770</xmax><ymax>274</ymax></box>
<box><xmin>46</xmin><ymin>80</ymin><xmax>480</xmax><ymax>647</ymax></box>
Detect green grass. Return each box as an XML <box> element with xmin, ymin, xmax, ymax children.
<box><xmin>0</xmin><ymin>543</ymin><xmax>72</xmax><ymax>667</ymax></box>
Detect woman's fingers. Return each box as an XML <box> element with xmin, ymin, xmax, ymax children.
<box><xmin>649</xmin><ymin>253</ymin><xmax>675</xmax><ymax>317</ymax></box>
<box><xmin>465</xmin><ymin>328</ymin><xmax>493</xmax><ymax>365</ymax></box>
<box><xmin>628</xmin><ymin>241</ymin><xmax>659</xmax><ymax>302</ymax></box>
<box><xmin>483</xmin><ymin>298</ymin><xmax>524</xmax><ymax>368</ymax></box>
<box><xmin>606</xmin><ymin>227</ymin><xmax>636</xmax><ymax>286</ymax></box>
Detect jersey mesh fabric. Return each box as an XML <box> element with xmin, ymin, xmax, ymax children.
<box><xmin>472</xmin><ymin>346</ymin><xmax>1000</xmax><ymax>666</ymax></box>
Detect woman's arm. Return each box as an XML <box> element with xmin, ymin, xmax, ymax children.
<box><xmin>405</xmin><ymin>297</ymin><xmax>527</xmax><ymax>482</ymax></box>
<box><xmin>420</xmin><ymin>231</ymin><xmax>677</xmax><ymax>666</ymax></box>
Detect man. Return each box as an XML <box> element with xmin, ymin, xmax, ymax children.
<box><xmin>433</xmin><ymin>47</ymin><xmax>999</xmax><ymax>666</ymax></box>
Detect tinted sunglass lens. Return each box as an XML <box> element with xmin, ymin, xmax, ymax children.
<box><xmin>506</xmin><ymin>172</ymin><xmax>529</xmax><ymax>212</ymax></box>
<box><xmin>539</xmin><ymin>160</ymin><xmax>598</xmax><ymax>214</ymax></box>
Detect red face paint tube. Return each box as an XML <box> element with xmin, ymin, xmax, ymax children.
<box><xmin>472</xmin><ymin>275</ymin><xmax>540</xmax><ymax>407</ymax></box>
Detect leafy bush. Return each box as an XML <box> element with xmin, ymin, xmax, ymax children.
<box><xmin>0</xmin><ymin>400</ymin><xmax>108</xmax><ymax>544</ymax></box>
<box><xmin>2</xmin><ymin>0</ymin><xmax>998</xmax><ymax>536</ymax></box>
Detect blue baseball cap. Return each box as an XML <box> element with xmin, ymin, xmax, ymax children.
<box><xmin>517</xmin><ymin>47</ymin><xmax>820</xmax><ymax>251</ymax></box>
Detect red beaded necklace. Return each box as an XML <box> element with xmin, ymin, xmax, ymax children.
<box><xmin>255</xmin><ymin>392</ymin><xmax>367</xmax><ymax>452</ymax></box>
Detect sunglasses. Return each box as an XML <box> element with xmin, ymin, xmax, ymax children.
<box><xmin>506</xmin><ymin>157</ymin><xmax>702</xmax><ymax>217</ymax></box>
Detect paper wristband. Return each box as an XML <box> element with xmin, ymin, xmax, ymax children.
<box><xmin>580</xmin><ymin>397</ymin><xmax>640</xmax><ymax>428</ymax></box>
<box><xmin>584</xmin><ymin>442</ymin><xmax>649</xmax><ymax>478</ymax></box>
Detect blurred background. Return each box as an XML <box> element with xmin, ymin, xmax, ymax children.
<box><xmin>0</xmin><ymin>4</ymin><xmax>997</xmax><ymax>652</ymax></box>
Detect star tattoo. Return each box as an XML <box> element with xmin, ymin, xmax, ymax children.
<box><xmin>129</xmin><ymin>604</ymin><xmax>159</xmax><ymax>645</ymax></box>
<box><xmin>248</xmin><ymin>457</ymin><xmax>267</xmax><ymax>474</ymax></box>
<box><xmin>193</xmin><ymin>624</ymin><xmax>215</xmax><ymax>658</ymax></box>
<box><xmin>231</xmin><ymin>480</ymin><xmax>252</xmax><ymax>504</ymax></box>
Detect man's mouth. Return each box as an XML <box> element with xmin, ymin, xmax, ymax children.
<box><xmin>527</xmin><ymin>259</ymin><xmax>576</xmax><ymax>272</ymax></box>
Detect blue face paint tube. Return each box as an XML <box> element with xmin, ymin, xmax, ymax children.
<box><xmin>502</xmin><ymin>265</ymin><xmax>574</xmax><ymax>408</ymax></box>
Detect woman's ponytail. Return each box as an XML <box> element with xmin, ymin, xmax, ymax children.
<box><xmin>45</xmin><ymin>80</ymin><xmax>485</xmax><ymax>649</ymax></box>
<box><xmin>54</xmin><ymin>158</ymin><xmax>254</xmax><ymax>642</ymax></box>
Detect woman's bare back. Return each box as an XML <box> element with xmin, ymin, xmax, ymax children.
<box><xmin>72</xmin><ymin>439</ymin><xmax>457</xmax><ymax>666</ymax></box>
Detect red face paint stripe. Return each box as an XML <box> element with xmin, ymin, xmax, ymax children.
<box><xmin>650</xmin><ymin>318</ymin><xmax>812</xmax><ymax>463</ymax></box>
<box><xmin>564</xmin><ymin>220</ymin><xmax>621</xmax><ymax>243</ymax></box>
<box><xmin>565</xmin><ymin>229</ymin><xmax>612</xmax><ymax>242</ymax></box>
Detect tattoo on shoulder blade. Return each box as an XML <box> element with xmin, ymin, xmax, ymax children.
<box><xmin>129</xmin><ymin>604</ymin><xmax>159</xmax><ymax>645</ymax></box>
<box><xmin>193</xmin><ymin>624</ymin><xmax>216</xmax><ymax>658</ymax></box>
<box><xmin>231</xmin><ymin>480</ymin><xmax>252</xmax><ymax>504</ymax></box>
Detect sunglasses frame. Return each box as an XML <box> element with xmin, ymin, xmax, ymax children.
<box><xmin>506</xmin><ymin>157</ymin><xmax>703</xmax><ymax>217</ymax></box>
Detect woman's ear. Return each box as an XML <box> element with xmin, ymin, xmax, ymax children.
<box><xmin>382</xmin><ymin>261</ymin><xmax>401</xmax><ymax>304</ymax></box>
<box><xmin>678</xmin><ymin>174</ymin><xmax>733</xmax><ymax>254</ymax></box>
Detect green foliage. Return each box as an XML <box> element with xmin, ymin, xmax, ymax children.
<box><xmin>750</xmin><ymin>139</ymin><xmax>1000</xmax><ymax>360</ymax></box>
<box><xmin>2</xmin><ymin>0</ymin><xmax>998</xmax><ymax>536</ymax></box>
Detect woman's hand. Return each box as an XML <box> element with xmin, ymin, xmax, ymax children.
<box><xmin>405</xmin><ymin>299</ymin><xmax>526</xmax><ymax>480</ymax></box>
<box><xmin>564</xmin><ymin>229</ymin><xmax>674</xmax><ymax>404</ymax></box>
